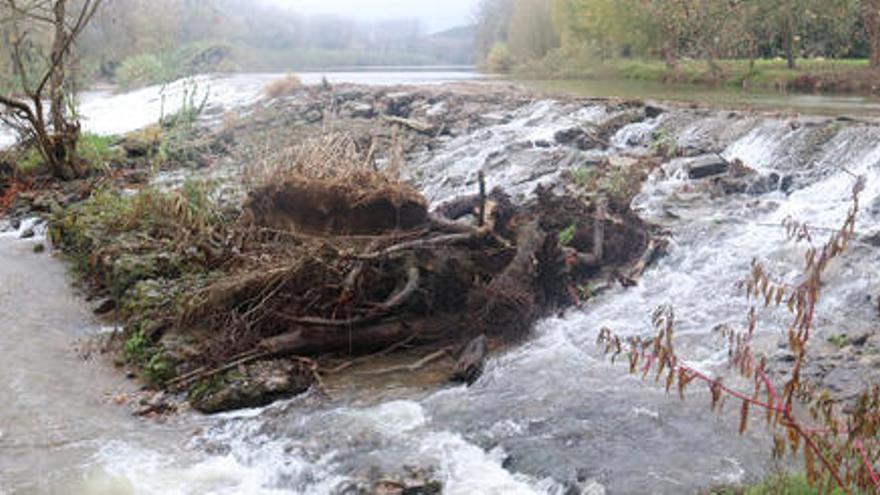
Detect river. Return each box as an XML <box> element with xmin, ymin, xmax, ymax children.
<box><xmin>2</xmin><ymin>71</ymin><xmax>880</xmax><ymax>494</ymax></box>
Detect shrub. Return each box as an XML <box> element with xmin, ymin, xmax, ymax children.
<box><xmin>263</xmin><ymin>74</ymin><xmax>303</xmax><ymax>99</ymax></box>
<box><xmin>14</xmin><ymin>146</ymin><xmax>44</xmax><ymax>174</ymax></box>
<box><xmin>77</xmin><ymin>133</ymin><xmax>120</xmax><ymax>172</ymax></box>
<box><xmin>486</xmin><ymin>42</ymin><xmax>514</xmax><ymax>73</ymax></box>
<box><xmin>115</xmin><ymin>54</ymin><xmax>169</xmax><ymax>90</ymax></box>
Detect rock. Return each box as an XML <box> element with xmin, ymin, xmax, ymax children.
<box><xmin>19</xmin><ymin>227</ymin><xmax>35</xmax><ymax>239</ymax></box>
<box><xmin>554</xmin><ymin>127</ymin><xmax>604</xmax><ymax>151</ymax></box>
<box><xmin>32</xmin><ymin>243</ymin><xmax>45</xmax><ymax>254</ymax></box>
<box><xmin>684</xmin><ymin>154</ymin><xmax>729</xmax><ymax>179</ymax></box>
<box><xmin>135</xmin><ymin>391</ymin><xmax>174</xmax><ymax>416</ymax></box>
<box><xmin>189</xmin><ymin>359</ymin><xmax>314</xmax><ymax>414</ymax></box>
<box><xmin>645</xmin><ymin>105</ymin><xmax>664</xmax><ymax>119</ymax></box>
<box><xmin>30</xmin><ymin>193</ymin><xmax>57</xmax><ymax>213</ymax></box>
<box><xmin>849</xmin><ymin>332</ymin><xmax>870</xmax><ymax>347</ymax></box>
<box><xmin>780</xmin><ymin>175</ymin><xmax>795</xmax><ymax>193</ymax></box>
<box><xmin>773</xmin><ymin>350</ymin><xmax>797</xmax><ymax>363</ymax></box>
<box><xmin>747</xmin><ymin>173</ymin><xmax>781</xmax><ymax>195</ymax></box>
<box><xmin>383</xmin><ymin>92</ymin><xmax>415</xmax><ymax>117</ymax></box>
<box><xmin>10</xmin><ymin>218</ymin><xmax>20</xmax><ymax>230</ymax></box>
<box><xmin>822</xmin><ymin>365</ymin><xmax>868</xmax><ymax>401</ymax></box>
<box><xmin>349</xmin><ymin>102</ymin><xmax>375</xmax><ymax>119</ymax></box>
<box><xmin>565</xmin><ymin>479</ymin><xmax>607</xmax><ymax>495</ymax></box>
<box><xmin>91</xmin><ymin>297</ymin><xmax>117</xmax><ymax>315</ymax></box>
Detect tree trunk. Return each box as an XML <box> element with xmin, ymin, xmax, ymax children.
<box><xmin>47</xmin><ymin>0</ymin><xmax>80</xmax><ymax>180</ymax></box>
<box><xmin>866</xmin><ymin>0</ymin><xmax>880</xmax><ymax>68</ymax></box>
<box><xmin>50</xmin><ymin>0</ymin><xmax>67</xmax><ymax>135</ymax></box>
<box><xmin>783</xmin><ymin>14</ymin><xmax>796</xmax><ymax>70</ymax></box>
<box><xmin>662</xmin><ymin>42</ymin><xmax>678</xmax><ymax>71</ymax></box>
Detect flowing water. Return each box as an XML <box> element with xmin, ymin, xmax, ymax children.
<box><xmin>3</xmin><ymin>72</ymin><xmax>880</xmax><ymax>494</ymax></box>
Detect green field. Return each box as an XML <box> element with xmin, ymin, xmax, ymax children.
<box><xmin>518</xmin><ymin>57</ymin><xmax>880</xmax><ymax>94</ymax></box>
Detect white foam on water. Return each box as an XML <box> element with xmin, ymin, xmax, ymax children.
<box><xmin>0</xmin><ymin>217</ymin><xmax>45</xmax><ymax>240</ymax></box>
<box><xmin>79</xmin><ymin>439</ymin><xmax>345</xmax><ymax>495</ymax></box>
<box><xmin>419</xmin><ymin>433</ymin><xmax>561</xmax><ymax>495</ymax></box>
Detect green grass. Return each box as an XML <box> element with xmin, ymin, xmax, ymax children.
<box><xmin>517</xmin><ymin>56</ymin><xmax>878</xmax><ymax>93</ymax></box>
<box><xmin>10</xmin><ymin>132</ymin><xmax>119</xmax><ymax>175</ymax></box>
<box><xmin>77</xmin><ymin>133</ymin><xmax>120</xmax><ymax>171</ymax></box>
<box><xmin>711</xmin><ymin>472</ymin><xmax>851</xmax><ymax>495</ymax></box>
<box><xmin>115</xmin><ymin>42</ymin><xmax>234</xmax><ymax>90</ymax></box>
<box><xmin>827</xmin><ymin>334</ymin><xmax>849</xmax><ymax>348</ymax></box>
<box><xmin>558</xmin><ymin>221</ymin><xmax>577</xmax><ymax>246</ymax></box>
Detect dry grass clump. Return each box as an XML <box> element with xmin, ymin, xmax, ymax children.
<box><xmin>263</xmin><ymin>73</ymin><xmax>303</xmax><ymax>99</ymax></box>
<box><xmin>245</xmin><ymin>133</ymin><xmax>412</xmax><ymax>202</ymax></box>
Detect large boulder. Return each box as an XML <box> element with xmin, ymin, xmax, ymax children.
<box><xmin>683</xmin><ymin>154</ymin><xmax>729</xmax><ymax>179</ymax></box>
<box><xmin>190</xmin><ymin>359</ymin><xmax>313</xmax><ymax>414</ymax></box>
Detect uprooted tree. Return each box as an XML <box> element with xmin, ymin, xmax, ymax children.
<box><xmin>0</xmin><ymin>0</ymin><xmax>103</xmax><ymax>179</ymax></box>
<box><xmin>50</xmin><ymin>133</ymin><xmax>661</xmax><ymax>413</ymax></box>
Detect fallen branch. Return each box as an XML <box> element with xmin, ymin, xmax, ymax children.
<box><xmin>383</xmin><ymin>115</ymin><xmax>435</xmax><ymax>134</ymax></box>
<box><xmin>625</xmin><ymin>237</ymin><xmax>668</xmax><ymax>282</ymax></box>
<box><xmin>355</xmin><ymin>232</ymin><xmax>487</xmax><ymax>260</ymax></box>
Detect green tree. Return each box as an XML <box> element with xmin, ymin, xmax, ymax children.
<box><xmin>508</xmin><ymin>0</ymin><xmax>559</xmax><ymax>61</ymax></box>
<box><xmin>475</xmin><ymin>0</ymin><xmax>515</xmax><ymax>64</ymax></box>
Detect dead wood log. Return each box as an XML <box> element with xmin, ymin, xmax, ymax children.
<box><xmin>356</xmin><ymin>231</ymin><xmax>489</xmax><ymax>260</ymax></box>
<box><xmin>593</xmin><ymin>197</ymin><xmax>606</xmax><ymax>262</ymax></box>
<box><xmin>624</xmin><ymin>237</ymin><xmax>667</xmax><ymax>282</ymax></box>
<box><xmin>435</xmin><ymin>195</ymin><xmax>481</xmax><ymax>221</ymax></box>
<box><xmin>384</xmin><ymin>115</ymin><xmax>435</xmax><ymax>134</ymax></box>
<box><xmin>451</xmin><ymin>334</ymin><xmax>488</xmax><ymax>385</ymax></box>
<box><xmin>478</xmin><ymin>171</ymin><xmax>487</xmax><ymax>228</ymax></box>
<box><xmin>500</xmin><ymin>219</ymin><xmax>547</xmax><ymax>286</ymax></box>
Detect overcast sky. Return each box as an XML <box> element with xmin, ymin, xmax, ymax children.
<box><xmin>262</xmin><ymin>0</ymin><xmax>478</xmax><ymax>32</ymax></box>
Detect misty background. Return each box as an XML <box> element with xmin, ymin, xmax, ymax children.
<box><xmin>60</xmin><ymin>0</ymin><xmax>479</xmax><ymax>91</ymax></box>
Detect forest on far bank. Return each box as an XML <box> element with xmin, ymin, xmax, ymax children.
<box><xmin>477</xmin><ymin>0</ymin><xmax>880</xmax><ymax>92</ymax></box>
<box><xmin>0</xmin><ymin>0</ymin><xmax>475</xmax><ymax>93</ymax></box>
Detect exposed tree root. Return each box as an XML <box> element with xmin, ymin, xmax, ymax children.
<box><xmin>151</xmin><ymin>170</ymin><xmax>656</xmax><ymax>413</ymax></box>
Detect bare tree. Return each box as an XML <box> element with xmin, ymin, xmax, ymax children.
<box><xmin>0</xmin><ymin>0</ymin><xmax>103</xmax><ymax>179</ymax></box>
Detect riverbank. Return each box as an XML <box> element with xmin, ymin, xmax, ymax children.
<box><xmin>514</xmin><ymin>57</ymin><xmax>880</xmax><ymax>96</ymax></box>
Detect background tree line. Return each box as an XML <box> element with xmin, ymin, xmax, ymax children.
<box><xmin>3</xmin><ymin>0</ymin><xmax>475</xmax><ymax>94</ymax></box>
<box><xmin>477</xmin><ymin>0</ymin><xmax>880</xmax><ymax>75</ymax></box>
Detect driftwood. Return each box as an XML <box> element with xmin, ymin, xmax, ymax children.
<box><xmin>624</xmin><ymin>237</ymin><xmax>668</xmax><ymax>282</ymax></box>
<box><xmin>451</xmin><ymin>334</ymin><xmax>488</xmax><ymax>385</ymax></box>
<box><xmin>383</xmin><ymin>115</ymin><xmax>435</xmax><ymax>134</ymax></box>
<box><xmin>355</xmin><ymin>231</ymin><xmax>489</xmax><ymax>260</ymax></box>
<box><xmin>593</xmin><ymin>197</ymin><xmax>606</xmax><ymax>262</ymax></box>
